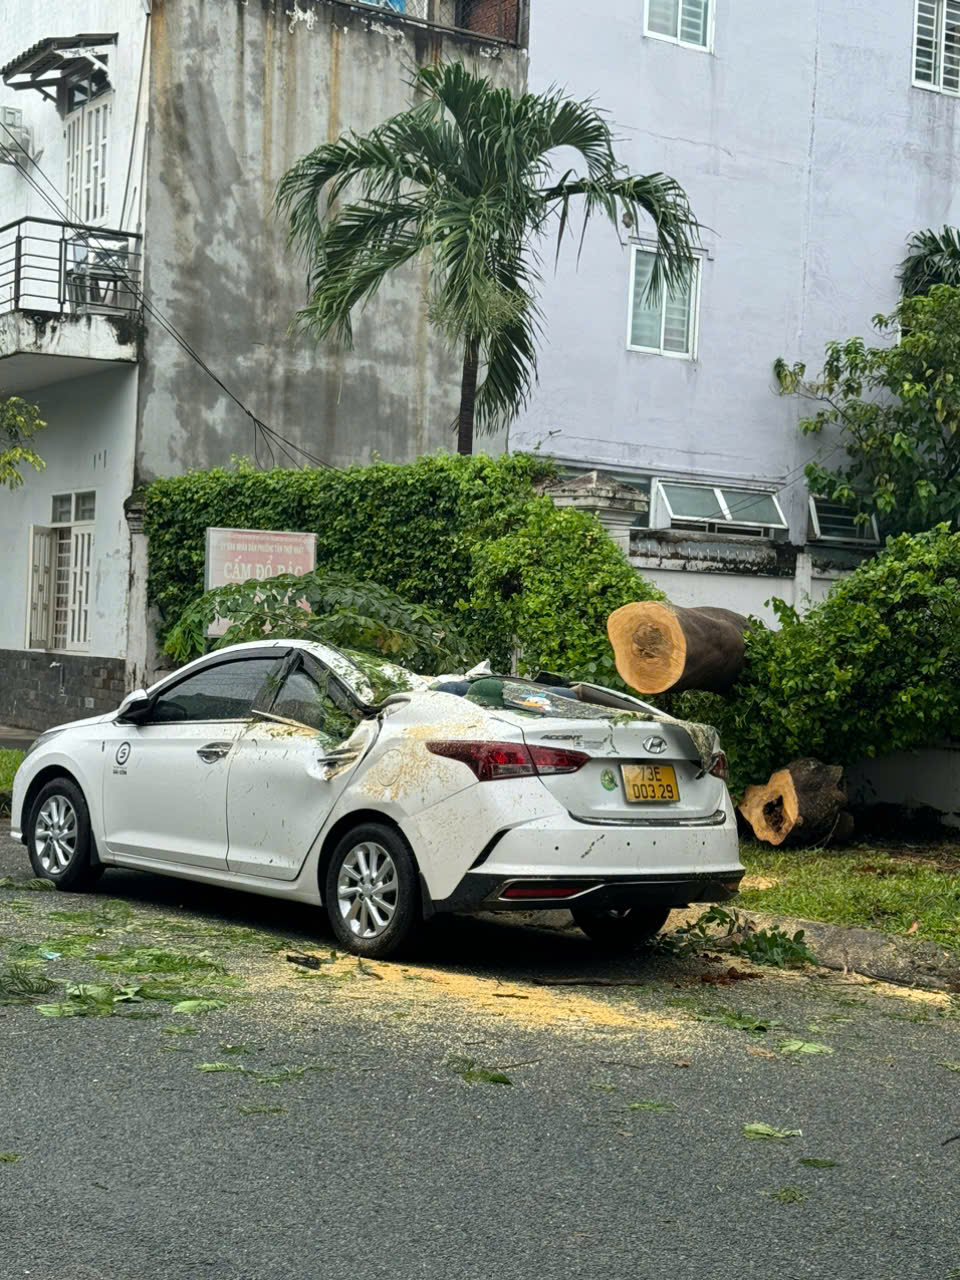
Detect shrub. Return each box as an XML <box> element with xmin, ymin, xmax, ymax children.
<box><xmin>678</xmin><ymin>526</ymin><xmax>960</xmax><ymax>791</ymax></box>
<box><xmin>146</xmin><ymin>453</ymin><xmax>659</xmax><ymax>680</ymax></box>
<box><xmin>467</xmin><ymin>499</ymin><xmax>663</xmax><ymax>686</ymax></box>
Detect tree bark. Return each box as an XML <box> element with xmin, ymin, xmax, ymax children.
<box><xmin>457</xmin><ymin>337</ymin><xmax>479</xmax><ymax>456</ymax></box>
<box><xmin>739</xmin><ymin>759</ymin><xmax>851</xmax><ymax>848</ymax></box>
<box><xmin>607</xmin><ymin>601</ymin><xmax>751</xmax><ymax>695</ymax></box>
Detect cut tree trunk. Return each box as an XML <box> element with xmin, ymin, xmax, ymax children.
<box><xmin>739</xmin><ymin>758</ymin><xmax>852</xmax><ymax>848</ymax></box>
<box><xmin>606</xmin><ymin>601</ymin><xmax>751</xmax><ymax>695</ymax></box>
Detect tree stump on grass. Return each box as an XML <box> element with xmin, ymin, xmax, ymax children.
<box><xmin>739</xmin><ymin>759</ymin><xmax>852</xmax><ymax>848</ymax></box>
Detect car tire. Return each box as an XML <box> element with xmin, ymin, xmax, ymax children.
<box><xmin>324</xmin><ymin>822</ymin><xmax>422</xmax><ymax>959</ymax></box>
<box><xmin>27</xmin><ymin>777</ymin><xmax>103</xmax><ymax>892</ymax></box>
<box><xmin>571</xmin><ymin>903</ymin><xmax>671</xmax><ymax>950</ymax></box>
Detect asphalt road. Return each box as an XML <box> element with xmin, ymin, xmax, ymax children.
<box><xmin>1</xmin><ymin>822</ymin><xmax>959</xmax><ymax>1280</ymax></box>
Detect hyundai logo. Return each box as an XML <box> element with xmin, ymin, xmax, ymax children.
<box><xmin>644</xmin><ymin>736</ymin><xmax>667</xmax><ymax>755</ymax></box>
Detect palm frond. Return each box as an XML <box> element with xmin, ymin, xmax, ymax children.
<box><xmin>899</xmin><ymin>226</ymin><xmax>960</xmax><ymax>298</ymax></box>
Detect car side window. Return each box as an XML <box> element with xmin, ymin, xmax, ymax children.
<box><xmin>267</xmin><ymin>663</ymin><xmax>362</xmax><ymax>740</ymax></box>
<box><xmin>150</xmin><ymin>658</ymin><xmax>281</xmax><ymax>723</ymax></box>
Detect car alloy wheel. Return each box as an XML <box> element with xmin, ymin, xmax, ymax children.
<box><xmin>336</xmin><ymin>840</ymin><xmax>399</xmax><ymax>939</ymax></box>
<box><xmin>34</xmin><ymin>795</ymin><xmax>79</xmax><ymax>874</ymax></box>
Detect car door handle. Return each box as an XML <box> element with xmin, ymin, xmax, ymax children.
<box><xmin>197</xmin><ymin>742</ymin><xmax>232</xmax><ymax>763</ymax></box>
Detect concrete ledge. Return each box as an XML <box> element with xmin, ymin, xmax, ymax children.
<box><xmin>476</xmin><ymin>906</ymin><xmax>960</xmax><ymax>993</ymax></box>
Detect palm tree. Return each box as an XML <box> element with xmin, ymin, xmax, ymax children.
<box><xmin>898</xmin><ymin>226</ymin><xmax>960</xmax><ymax>298</ymax></box>
<box><xmin>276</xmin><ymin>62</ymin><xmax>699</xmax><ymax>454</ymax></box>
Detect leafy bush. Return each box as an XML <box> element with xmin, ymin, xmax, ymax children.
<box><xmin>467</xmin><ymin>499</ymin><xmax>663</xmax><ymax>685</ymax></box>
<box><xmin>776</xmin><ymin>285</ymin><xmax>960</xmax><ymax>535</ymax></box>
<box><xmin>164</xmin><ymin>570</ymin><xmax>476</xmax><ymax>676</ymax></box>
<box><xmin>677</xmin><ymin>526</ymin><xmax>960</xmax><ymax>791</ymax></box>
<box><xmin>146</xmin><ymin>453</ymin><xmax>659</xmax><ymax>681</ymax></box>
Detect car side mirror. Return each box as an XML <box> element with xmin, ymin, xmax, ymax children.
<box><xmin>116</xmin><ymin>689</ymin><xmax>153</xmax><ymax>724</ymax></box>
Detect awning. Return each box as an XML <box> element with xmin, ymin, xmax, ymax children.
<box><xmin>1</xmin><ymin>34</ymin><xmax>117</xmax><ymax>101</ymax></box>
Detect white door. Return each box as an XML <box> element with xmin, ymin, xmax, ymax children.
<box><xmin>225</xmin><ymin>657</ymin><xmax>373</xmax><ymax>880</ymax></box>
<box><xmin>102</xmin><ymin>654</ymin><xmax>284</xmax><ymax>869</ymax></box>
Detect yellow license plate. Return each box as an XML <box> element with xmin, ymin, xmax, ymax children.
<box><xmin>621</xmin><ymin>763</ymin><xmax>680</xmax><ymax>803</ymax></box>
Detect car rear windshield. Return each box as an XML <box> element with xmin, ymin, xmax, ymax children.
<box><xmin>433</xmin><ymin>676</ymin><xmax>643</xmax><ymax>720</ymax></box>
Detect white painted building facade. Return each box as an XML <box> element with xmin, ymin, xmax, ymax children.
<box><xmin>519</xmin><ymin>0</ymin><xmax>960</xmax><ymax>619</ymax></box>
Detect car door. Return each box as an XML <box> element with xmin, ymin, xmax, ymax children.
<box><xmin>224</xmin><ymin>654</ymin><xmax>374</xmax><ymax>880</ymax></box>
<box><xmin>101</xmin><ymin>652</ymin><xmax>285</xmax><ymax>869</ymax></box>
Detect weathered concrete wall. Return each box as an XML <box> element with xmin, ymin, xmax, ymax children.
<box><xmin>138</xmin><ymin>0</ymin><xmax>527</xmax><ymax>480</ymax></box>
<box><xmin>517</xmin><ymin>1</ymin><xmax>960</xmax><ymax>543</ymax></box>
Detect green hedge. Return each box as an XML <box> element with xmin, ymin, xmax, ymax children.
<box><xmin>676</xmin><ymin>525</ymin><xmax>960</xmax><ymax>792</ymax></box>
<box><xmin>145</xmin><ymin>453</ymin><xmax>658</xmax><ymax>681</ymax></box>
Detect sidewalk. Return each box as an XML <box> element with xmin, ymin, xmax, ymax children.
<box><xmin>0</xmin><ymin>725</ymin><xmax>35</xmax><ymax>751</ymax></box>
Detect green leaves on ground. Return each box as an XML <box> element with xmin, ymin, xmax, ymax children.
<box><xmin>171</xmin><ymin>998</ymin><xmax>229</xmax><ymax>1015</ymax></box>
<box><xmin>744</xmin><ymin>1123</ymin><xmax>803</xmax><ymax>1141</ymax></box>
<box><xmin>0</xmin><ymin>965</ymin><xmax>57</xmax><ymax>1006</ymax></box>
<box><xmin>768</xmin><ymin>1185</ymin><xmax>808</xmax><ymax>1204</ymax></box>
<box><xmin>938</xmin><ymin>1060</ymin><xmax>960</xmax><ymax>1073</ymax></box>
<box><xmin>0</xmin><ymin>876</ymin><xmax>54</xmax><ymax>891</ymax></box>
<box><xmin>779</xmin><ymin>1040</ymin><xmax>834</xmax><ymax>1056</ymax></box>
<box><xmin>37</xmin><ymin>982</ymin><xmax>145</xmax><ymax>1017</ymax></box>
<box><xmin>0</xmin><ymin>1152</ymin><xmax>21</xmax><ymax>1164</ymax></box>
<box><xmin>196</xmin><ymin>1062</ymin><xmax>246</xmax><ymax>1074</ymax></box>
<box><xmin>626</xmin><ymin>1100</ymin><xmax>676</xmax><ymax>1113</ymax></box>
<box><xmin>446</xmin><ymin>1057</ymin><xmax>513</xmax><ymax>1086</ymax></box>
<box><xmin>95</xmin><ymin>946</ymin><xmax>225</xmax><ymax>976</ymax></box>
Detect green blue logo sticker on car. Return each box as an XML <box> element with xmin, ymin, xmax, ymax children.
<box><xmin>600</xmin><ymin>768</ymin><xmax>618</xmax><ymax>792</ymax></box>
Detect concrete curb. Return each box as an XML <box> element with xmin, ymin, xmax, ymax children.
<box><xmin>737</xmin><ymin>909</ymin><xmax>960</xmax><ymax>994</ymax></box>
<box><xmin>478</xmin><ymin>907</ymin><xmax>960</xmax><ymax>994</ymax></box>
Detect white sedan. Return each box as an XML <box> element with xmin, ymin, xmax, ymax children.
<box><xmin>11</xmin><ymin>640</ymin><xmax>743</xmax><ymax>957</ymax></box>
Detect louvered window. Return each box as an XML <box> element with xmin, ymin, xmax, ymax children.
<box><xmin>646</xmin><ymin>0</ymin><xmax>711</xmax><ymax>49</ymax></box>
<box><xmin>915</xmin><ymin>0</ymin><xmax>960</xmax><ymax>92</ymax></box>
<box><xmin>628</xmin><ymin>248</ymin><xmax>700</xmax><ymax>358</ymax></box>
<box><xmin>28</xmin><ymin>492</ymin><xmax>95</xmax><ymax>651</ymax></box>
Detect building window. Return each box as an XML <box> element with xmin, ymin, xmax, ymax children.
<box><xmin>28</xmin><ymin>492</ymin><xmax>96</xmax><ymax>651</ymax></box>
<box><xmin>65</xmin><ymin>95</ymin><xmax>110</xmax><ymax>224</ymax></box>
<box><xmin>653</xmin><ymin>480</ymin><xmax>787</xmax><ymax>537</ymax></box>
<box><xmin>627</xmin><ymin>247</ymin><xmax>701</xmax><ymax>358</ymax></box>
<box><xmin>645</xmin><ymin>0</ymin><xmax>712</xmax><ymax>50</ymax></box>
<box><xmin>914</xmin><ymin>0</ymin><xmax>960</xmax><ymax>92</ymax></box>
<box><xmin>808</xmin><ymin>497</ymin><xmax>880</xmax><ymax>546</ymax></box>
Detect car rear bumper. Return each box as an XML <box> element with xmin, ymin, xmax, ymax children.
<box><xmin>432</xmin><ymin>868</ymin><xmax>745</xmax><ymax>914</ymax></box>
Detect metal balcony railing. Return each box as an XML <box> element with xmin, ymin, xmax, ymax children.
<box><xmin>347</xmin><ymin>0</ymin><xmax>523</xmax><ymax>44</ymax></box>
<box><xmin>0</xmin><ymin>217</ymin><xmax>142</xmax><ymax>318</ymax></box>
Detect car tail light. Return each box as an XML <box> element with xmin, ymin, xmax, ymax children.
<box><xmin>708</xmin><ymin>750</ymin><xmax>729</xmax><ymax>781</ymax></box>
<box><xmin>527</xmin><ymin>745</ymin><xmax>590</xmax><ymax>775</ymax></box>
<box><xmin>426</xmin><ymin>740</ymin><xmax>589</xmax><ymax>782</ymax></box>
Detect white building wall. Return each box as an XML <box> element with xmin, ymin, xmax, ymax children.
<box><xmin>0</xmin><ymin>366</ymin><xmax>137</xmax><ymax>658</ymax></box>
<box><xmin>519</xmin><ymin>0</ymin><xmax>960</xmax><ymax>546</ymax></box>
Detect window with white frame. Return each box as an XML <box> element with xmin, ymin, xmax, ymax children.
<box><xmin>28</xmin><ymin>492</ymin><xmax>96</xmax><ymax>651</ymax></box>
<box><xmin>628</xmin><ymin>247</ymin><xmax>701</xmax><ymax>357</ymax></box>
<box><xmin>808</xmin><ymin>496</ymin><xmax>880</xmax><ymax>546</ymax></box>
<box><xmin>653</xmin><ymin>480</ymin><xmax>787</xmax><ymax>537</ymax></box>
<box><xmin>65</xmin><ymin>95</ymin><xmax>111</xmax><ymax>224</ymax></box>
<box><xmin>914</xmin><ymin>0</ymin><xmax>960</xmax><ymax>92</ymax></box>
<box><xmin>645</xmin><ymin>0</ymin><xmax>712</xmax><ymax>49</ymax></box>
